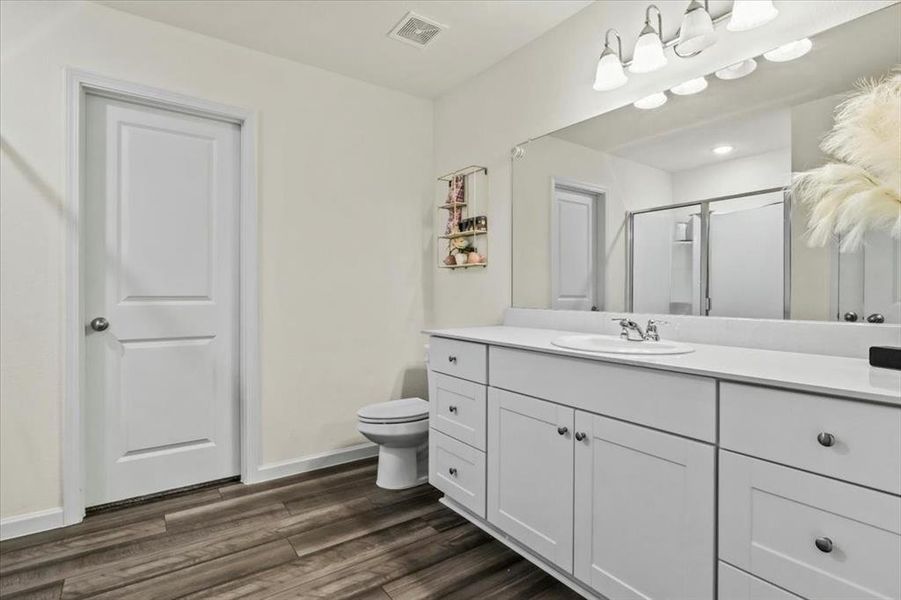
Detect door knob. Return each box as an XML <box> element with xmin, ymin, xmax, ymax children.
<box><xmin>448</xmin><ymin>467</ymin><xmax>457</xmax><ymax>477</ymax></box>
<box><xmin>90</xmin><ymin>317</ymin><xmax>110</xmax><ymax>332</ymax></box>
<box><xmin>867</xmin><ymin>313</ymin><xmax>885</xmax><ymax>323</ymax></box>
<box><xmin>557</xmin><ymin>426</ymin><xmax>568</xmax><ymax>436</ymax></box>
<box><xmin>574</xmin><ymin>432</ymin><xmax>587</xmax><ymax>442</ymax></box>
<box><xmin>448</xmin><ymin>405</ymin><xmax>458</xmax><ymax>414</ymax></box>
<box><xmin>448</xmin><ymin>355</ymin><xmax>457</xmax><ymax>364</ymax></box>
<box><xmin>817</xmin><ymin>432</ymin><xmax>835</xmax><ymax>447</ymax></box>
<box><xmin>814</xmin><ymin>536</ymin><xmax>834</xmax><ymax>553</ymax></box>
<box><xmin>843</xmin><ymin>312</ymin><xmax>858</xmax><ymax>322</ymax></box>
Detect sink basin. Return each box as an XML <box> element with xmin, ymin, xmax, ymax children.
<box><xmin>551</xmin><ymin>334</ymin><xmax>694</xmax><ymax>355</ymax></box>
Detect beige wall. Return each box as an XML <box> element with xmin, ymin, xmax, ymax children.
<box><xmin>511</xmin><ymin>135</ymin><xmax>672</xmax><ymax>310</ymax></box>
<box><xmin>0</xmin><ymin>1</ymin><xmax>433</xmax><ymax>519</ymax></box>
<box><xmin>431</xmin><ymin>1</ymin><xmax>892</xmax><ymax>329</ymax></box>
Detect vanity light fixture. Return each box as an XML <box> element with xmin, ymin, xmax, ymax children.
<box><xmin>715</xmin><ymin>58</ymin><xmax>758</xmax><ymax>80</ymax></box>
<box><xmin>727</xmin><ymin>0</ymin><xmax>779</xmax><ymax>32</ymax></box>
<box><xmin>712</xmin><ymin>144</ymin><xmax>734</xmax><ymax>155</ymax></box>
<box><xmin>763</xmin><ymin>38</ymin><xmax>813</xmax><ymax>62</ymax></box>
<box><xmin>670</xmin><ymin>76</ymin><xmax>708</xmax><ymax>95</ymax></box>
<box><xmin>594</xmin><ymin>29</ymin><xmax>628</xmax><ymax>91</ymax></box>
<box><xmin>629</xmin><ymin>5</ymin><xmax>667</xmax><ymax>74</ymax></box>
<box><xmin>675</xmin><ymin>0</ymin><xmax>717</xmax><ymax>57</ymax></box>
<box><xmin>634</xmin><ymin>92</ymin><xmax>668</xmax><ymax>110</ymax></box>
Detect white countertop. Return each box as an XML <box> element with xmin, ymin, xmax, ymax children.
<box><xmin>424</xmin><ymin>326</ymin><xmax>901</xmax><ymax>405</ymax></box>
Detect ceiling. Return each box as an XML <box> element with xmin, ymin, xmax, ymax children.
<box><xmin>551</xmin><ymin>3</ymin><xmax>900</xmax><ymax>172</ymax></box>
<box><xmin>93</xmin><ymin>0</ymin><xmax>593</xmax><ymax>98</ymax></box>
<box><xmin>611</xmin><ymin>109</ymin><xmax>791</xmax><ymax>173</ymax></box>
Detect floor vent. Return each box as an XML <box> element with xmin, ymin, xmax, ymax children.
<box><xmin>387</xmin><ymin>11</ymin><xmax>446</xmax><ymax>48</ymax></box>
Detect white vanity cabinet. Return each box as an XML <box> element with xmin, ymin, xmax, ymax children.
<box><xmin>426</xmin><ymin>332</ymin><xmax>901</xmax><ymax>600</ymax></box>
<box><xmin>574</xmin><ymin>413</ymin><xmax>715</xmax><ymax>600</ymax></box>
<box><xmin>487</xmin><ymin>387</ymin><xmax>574</xmax><ymax>571</ymax></box>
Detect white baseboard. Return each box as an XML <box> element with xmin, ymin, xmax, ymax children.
<box><xmin>251</xmin><ymin>442</ymin><xmax>378</xmax><ymax>484</ymax></box>
<box><xmin>0</xmin><ymin>507</ymin><xmax>65</xmax><ymax>541</ymax></box>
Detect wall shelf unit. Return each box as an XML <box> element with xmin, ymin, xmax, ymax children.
<box><xmin>437</xmin><ymin>165</ymin><xmax>489</xmax><ymax>270</ymax></box>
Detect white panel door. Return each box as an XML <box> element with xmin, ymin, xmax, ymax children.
<box><xmin>487</xmin><ymin>387</ymin><xmax>574</xmax><ymax>572</ymax></box>
<box><xmin>551</xmin><ymin>188</ymin><xmax>597</xmax><ymax>311</ymax></box>
<box><xmin>84</xmin><ymin>93</ymin><xmax>240</xmax><ymax>505</ymax></box>
<box><xmin>863</xmin><ymin>231</ymin><xmax>901</xmax><ymax>323</ymax></box>
<box><xmin>573</xmin><ymin>412</ymin><xmax>715</xmax><ymax>600</ymax></box>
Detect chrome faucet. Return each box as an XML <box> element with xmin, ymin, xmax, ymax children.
<box><xmin>612</xmin><ymin>318</ymin><xmax>646</xmax><ymax>342</ymax></box>
<box><xmin>612</xmin><ymin>318</ymin><xmax>668</xmax><ymax>342</ymax></box>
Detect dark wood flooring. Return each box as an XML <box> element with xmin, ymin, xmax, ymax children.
<box><xmin>0</xmin><ymin>459</ymin><xmax>581</xmax><ymax>599</ymax></box>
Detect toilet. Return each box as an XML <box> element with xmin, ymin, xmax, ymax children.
<box><xmin>357</xmin><ymin>398</ymin><xmax>429</xmax><ymax>490</ymax></box>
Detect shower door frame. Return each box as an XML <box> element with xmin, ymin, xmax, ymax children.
<box><xmin>626</xmin><ymin>186</ymin><xmax>791</xmax><ymax>319</ymax></box>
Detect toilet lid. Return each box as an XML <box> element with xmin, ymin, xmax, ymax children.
<box><xmin>358</xmin><ymin>398</ymin><xmax>429</xmax><ymax>423</ymax></box>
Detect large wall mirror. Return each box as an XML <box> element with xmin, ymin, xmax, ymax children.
<box><xmin>512</xmin><ymin>4</ymin><xmax>900</xmax><ymax>323</ymax></box>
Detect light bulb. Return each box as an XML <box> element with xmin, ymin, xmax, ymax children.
<box><xmin>594</xmin><ymin>49</ymin><xmax>627</xmax><ymax>91</ymax></box>
<box><xmin>763</xmin><ymin>38</ymin><xmax>813</xmax><ymax>62</ymax></box>
<box><xmin>715</xmin><ymin>58</ymin><xmax>757</xmax><ymax>80</ymax></box>
<box><xmin>633</xmin><ymin>92</ymin><xmax>668</xmax><ymax>110</ymax></box>
<box><xmin>728</xmin><ymin>0</ymin><xmax>778</xmax><ymax>32</ymax></box>
<box><xmin>670</xmin><ymin>77</ymin><xmax>708</xmax><ymax>95</ymax></box>
<box><xmin>630</xmin><ymin>26</ymin><xmax>668</xmax><ymax>73</ymax></box>
<box><xmin>712</xmin><ymin>145</ymin><xmax>734</xmax><ymax>155</ymax></box>
<box><xmin>676</xmin><ymin>0</ymin><xmax>717</xmax><ymax>56</ymax></box>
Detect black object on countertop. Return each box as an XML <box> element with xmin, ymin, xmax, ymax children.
<box><xmin>869</xmin><ymin>346</ymin><xmax>901</xmax><ymax>370</ymax></box>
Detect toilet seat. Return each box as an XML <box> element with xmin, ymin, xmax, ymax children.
<box><xmin>357</xmin><ymin>398</ymin><xmax>428</xmax><ymax>424</ymax></box>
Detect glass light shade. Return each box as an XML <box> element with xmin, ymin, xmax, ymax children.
<box><xmin>670</xmin><ymin>77</ymin><xmax>708</xmax><ymax>96</ymax></box>
<box><xmin>676</xmin><ymin>1</ymin><xmax>717</xmax><ymax>56</ymax></box>
<box><xmin>629</xmin><ymin>27</ymin><xmax>668</xmax><ymax>74</ymax></box>
<box><xmin>727</xmin><ymin>0</ymin><xmax>778</xmax><ymax>32</ymax></box>
<box><xmin>715</xmin><ymin>58</ymin><xmax>757</xmax><ymax>80</ymax></box>
<box><xmin>633</xmin><ymin>92</ymin><xmax>668</xmax><ymax>110</ymax></box>
<box><xmin>593</xmin><ymin>50</ymin><xmax>628</xmax><ymax>91</ymax></box>
<box><xmin>764</xmin><ymin>38</ymin><xmax>813</xmax><ymax>62</ymax></box>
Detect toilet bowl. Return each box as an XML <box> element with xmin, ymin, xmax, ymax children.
<box><xmin>357</xmin><ymin>398</ymin><xmax>429</xmax><ymax>490</ymax></box>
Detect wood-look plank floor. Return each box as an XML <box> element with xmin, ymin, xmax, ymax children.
<box><xmin>0</xmin><ymin>459</ymin><xmax>582</xmax><ymax>600</ymax></box>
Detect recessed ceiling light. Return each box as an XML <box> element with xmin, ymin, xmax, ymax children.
<box><xmin>712</xmin><ymin>145</ymin><xmax>734</xmax><ymax>155</ymax></box>
<box><xmin>670</xmin><ymin>77</ymin><xmax>708</xmax><ymax>96</ymax></box>
<box><xmin>633</xmin><ymin>92</ymin><xmax>668</xmax><ymax>110</ymax></box>
<box><xmin>715</xmin><ymin>59</ymin><xmax>757</xmax><ymax>81</ymax></box>
<box><xmin>764</xmin><ymin>38</ymin><xmax>812</xmax><ymax>62</ymax></box>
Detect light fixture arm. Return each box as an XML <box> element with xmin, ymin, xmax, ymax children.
<box><xmin>603</xmin><ymin>28</ymin><xmax>624</xmax><ymax>60</ymax></box>
<box><xmin>645</xmin><ymin>4</ymin><xmax>663</xmax><ymax>38</ymax></box>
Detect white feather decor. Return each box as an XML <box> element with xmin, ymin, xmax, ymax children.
<box><xmin>792</xmin><ymin>70</ymin><xmax>901</xmax><ymax>252</ymax></box>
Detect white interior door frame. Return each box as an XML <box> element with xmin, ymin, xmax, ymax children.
<box><xmin>549</xmin><ymin>177</ymin><xmax>607</xmax><ymax>311</ymax></box>
<box><xmin>64</xmin><ymin>69</ymin><xmax>260</xmax><ymax>525</ymax></box>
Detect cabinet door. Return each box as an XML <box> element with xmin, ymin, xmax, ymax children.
<box><xmin>487</xmin><ymin>387</ymin><xmax>574</xmax><ymax>572</ymax></box>
<box><xmin>574</xmin><ymin>411</ymin><xmax>715</xmax><ymax>600</ymax></box>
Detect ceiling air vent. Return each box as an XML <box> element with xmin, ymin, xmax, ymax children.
<box><xmin>387</xmin><ymin>11</ymin><xmax>447</xmax><ymax>48</ymax></box>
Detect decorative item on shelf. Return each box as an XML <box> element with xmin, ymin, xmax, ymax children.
<box><xmin>437</xmin><ymin>165</ymin><xmax>488</xmax><ymax>270</ymax></box>
<box><xmin>792</xmin><ymin>71</ymin><xmax>900</xmax><ymax>252</ymax></box>
<box><xmin>474</xmin><ymin>215</ymin><xmax>488</xmax><ymax>232</ymax></box>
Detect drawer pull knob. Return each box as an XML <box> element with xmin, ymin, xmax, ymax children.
<box><xmin>448</xmin><ymin>356</ymin><xmax>457</xmax><ymax>364</ymax></box>
<box><xmin>557</xmin><ymin>426</ymin><xmax>568</xmax><ymax>436</ymax></box>
<box><xmin>448</xmin><ymin>467</ymin><xmax>458</xmax><ymax>477</ymax></box>
<box><xmin>575</xmin><ymin>432</ymin><xmax>587</xmax><ymax>442</ymax></box>
<box><xmin>448</xmin><ymin>405</ymin><xmax>458</xmax><ymax>413</ymax></box>
<box><xmin>817</xmin><ymin>432</ymin><xmax>836</xmax><ymax>447</ymax></box>
<box><xmin>815</xmin><ymin>537</ymin><xmax>834</xmax><ymax>553</ymax></box>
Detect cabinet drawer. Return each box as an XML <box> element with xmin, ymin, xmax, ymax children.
<box><xmin>718</xmin><ymin>562</ymin><xmax>802</xmax><ymax>600</ymax></box>
<box><xmin>429</xmin><ymin>337</ymin><xmax>487</xmax><ymax>384</ymax></box>
<box><xmin>720</xmin><ymin>382</ymin><xmax>901</xmax><ymax>494</ymax></box>
<box><xmin>489</xmin><ymin>346</ymin><xmax>716</xmax><ymax>442</ymax></box>
<box><xmin>429</xmin><ymin>372</ymin><xmax>486</xmax><ymax>450</ymax></box>
<box><xmin>429</xmin><ymin>429</ymin><xmax>486</xmax><ymax>518</ymax></box>
<box><xmin>719</xmin><ymin>451</ymin><xmax>901</xmax><ymax>600</ymax></box>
